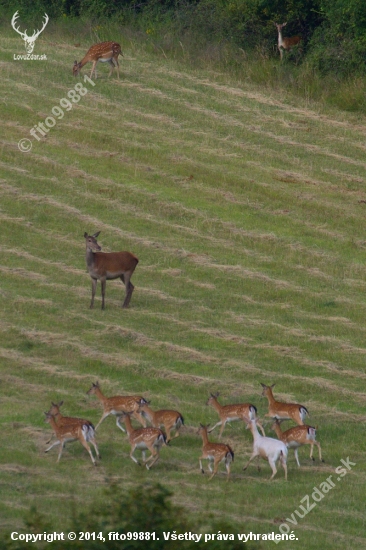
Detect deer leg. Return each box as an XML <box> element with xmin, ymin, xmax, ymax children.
<box><xmin>268</xmin><ymin>458</ymin><xmax>278</xmax><ymax>480</ymax></box>
<box><xmin>45</xmin><ymin>439</ymin><xmax>61</xmax><ymax>453</ymax></box>
<box><xmin>79</xmin><ymin>436</ymin><xmax>96</xmax><ymax>465</ymax></box>
<box><xmin>89</xmin><ymin>437</ymin><xmax>101</xmax><ymax>460</ymax></box>
<box><xmin>294</xmin><ymin>448</ymin><xmax>301</xmax><ymax>467</ymax></box>
<box><xmin>199</xmin><ymin>458</ymin><xmax>205</xmax><ymax>474</ymax></box>
<box><xmin>90</xmin><ymin>278</ymin><xmax>97</xmax><ymax>309</ymax></box>
<box><xmin>90</xmin><ymin>60</ymin><xmax>98</xmax><ymax>79</ymax></box>
<box><xmin>208</xmin><ymin>421</ymin><xmax>222</xmax><ymax>434</ymax></box>
<box><xmin>208</xmin><ymin>459</ymin><xmax>219</xmax><ymax>481</ymax></box>
<box><xmin>145</xmin><ymin>445</ymin><xmax>159</xmax><ymax>469</ymax></box>
<box><xmin>218</xmin><ymin>420</ymin><xmax>227</xmax><ymax>438</ymax></box>
<box><xmin>280</xmin><ymin>454</ymin><xmax>288</xmax><ymax>480</ymax></box>
<box><xmin>121</xmin><ymin>272</ymin><xmax>134</xmax><ymax>308</ymax></box>
<box><xmin>100</xmin><ymin>278</ymin><xmax>106</xmax><ymax>310</ymax></box>
<box><xmin>115</xmin><ymin>58</ymin><xmax>120</xmax><ymax>79</ymax></box>
<box><xmin>46</xmin><ymin>432</ymin><xmax>55</xmax><ymax>445</ymax></box>
<box><xmin>56</xmin><ymin>441</ymin><xmax>66</xmax><ymax>463</ymax></box>
<box><xmin>116</xmin><ymin>416</ymin><xmax>126</xmax><ymax>433</ymax></box>
<box><xmin>313</xmin><ymin>441</ymin><xmax>324</xmax><ymax>462</ymax></box>
<box><xmin>132</xmin><ymin>411</ymin><xmax>146</xmax><ymax>427</ymax></box>
<box><xmin>225</xmin><ymin>458</ymin><xmax>231</xmax><ymax>481</ymax></box>
<box><xmin>243</xmin><ymin>452</ymin><xmax>258</xmax><ymax>472</ymax></box>
<box><xmin>94</xmin><ymin>411</ymin><xmax>110</xmax><ymax>431</ymax></box>
<box><xmin>130</xmin><ymin>446</ymin><xmax>141</xmax><ymax>465</ymax></box>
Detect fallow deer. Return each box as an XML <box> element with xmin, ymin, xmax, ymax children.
<box><xmin>271</xmin><ymin>420</ymin><xmax>323</xmax><ymax>466</ymax></box>
<box><xmin>86</xmin><ymin>382</ymin><xmax>147</xmax><ymax>432</ymax></box>
<box><xmin>206</xmin><ymin>392</ymin><xmax>264</xmax><ymax>437</ymax></box>
<box><xmin>138</xmin><ymin>401</ymin><xmax>184</xmax><ymax>443</ymax></box>
<box><xmin>261</xmin><ymin>383</ymin><xmax>308</xmax><ymax>425</ymax></box>
<box><xmin>120</xmin><ymin>412</ymin><xmax>167</xmax><ymax>469</ymax></box>
<box><xmin>73</xmin><ymin>41</ymin><xmax>122</xmax><ymax>79</ymax></box>
<box><xmin>198</xmin><ymin>424</ymin><xmax>234</xmax><ymax>481</ymax></box>
<box><xmin>84</xmin><ymin>231</ymin><xmax>138</xmax><ymax>309</ymax></box>
<box><xmin>44</xmin><ymin>412</ymin><xmax>99</xmax><ymax>465</ymax></box>
<box><xmin>45</xmin><ymin>401</ymin><xmax>95</xmax><ymax>446</ymax></box>
<box><xmin>243</xmin><ymin>419</ymin><xmax>288</xmax><ymax>480</ymax></box>
<box><xmin>275</xmin><ymin>22</ymin><xmax>301</xmax><ymax>60</ymax></box>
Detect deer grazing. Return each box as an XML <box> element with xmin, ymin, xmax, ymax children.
<box><xmin>120</xmin><ymin>412</ymin><xmax>167</xmax><ymax>469</ymax></box>
<box><xmin>73</xmin><ymin>41</ymin><xmax>122</xmax><ymax>79</ymax></box>
<box><xmin>206</xmin><ymin>392</ymin><xmax>265</xmax><ymax>438</ymax></box>
<box><xmin>271</xmin><ymin>420</ymin><xmax>323</xmax><ymax>467</ymax></box>
<box><xmin>138</xmin><ymin>402</ymin><xmax>184</xmax><ymax>443</ymax></box>
<box><xmin>243</xmin><ymin>419</ymin><xmax>288</xmax><ymax>480</ymax></box>
<box><xmin>261</xmin><ymin>383</ymin><xmax>309</xmax><ymax>425</ymax></box>
<box><xmin>86</xmin><ymin>382</ymin><xmax>147</xmax><ymax>432</ymax></box>
<box><xmin>275</xmin><ymin>22</ymin><xmax>301</xmax><ymax>60</ymax></box>
<box><xmin>198</xmin><ymin>424</ymin><xmax>234</xmax><ymax>481</ymax></box>
<box><xmin>84</xmin><ymin>232</ymin><xmax>139</xmax><ymax>310</ymax></box>
<box><xmin>11</xmin><ymin>11</ymin><xmax>49</xmax><ymax>54</ymax></box>
<box><xmin>44</xmin><ymin>412</ymin><xmax>100</xmax><ymax>465</ymax></box>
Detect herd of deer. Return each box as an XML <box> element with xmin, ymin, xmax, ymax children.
<box><xmin>44</xmin><ymin>382</ymin><xmax>323</xmax><ymax>481</ymax></box>
<box><xmin>71</xmin><ymin>23</ymin><xmax>301</xmax><ymax>81</ymax></box>
<box><xmin>74</xmin><ymin>233</ymin><xmax>324</xmax><ymax>480</ymax></box>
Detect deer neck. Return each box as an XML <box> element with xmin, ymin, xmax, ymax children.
<box><xmin>249</xmin><ymin>420</ymin><xmax>260</xmax><ymax>440</ymax></box>
<box><xmin>272</xmin><ymin>423</ymin><xmax>283</xmax><ymax>439</ymax></box>
<box><xmin>85</xmin><ymin>247</ymin><xmax>96</xmax><ymax>270</ymax></box>
<box><xmin>277</xmin><ymin>29</ymin><xmax>284</xmax><ymax>48</ymax></box>
<box><xmin>200</xmin><ymin>428</ymin><xmax>209</xmax><ymax>446</ymax></box>
<box><xmin>265</xmin><ymin>388</ymin><xmax>276</xmax><ymax>406</ymax></box>
<box><xmin>141</xmin><ymin>406</ymin><xmax>153</xmax><ymax>422</ymax></box>
<box><xmin>123</xmin><ymin>415</ymin><xmax>134</xmax><ymax>435</ymax></box>
<box><xmin>210</xmin><ymin>398</ymin><xmax>221</xmax><ymax>414</ymax></box>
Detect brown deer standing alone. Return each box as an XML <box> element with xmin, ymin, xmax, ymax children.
<box><xmin>84</xmin><ymin>232</ymin><xmax>138</xmax><ymax>309</ymax></box>
<box><xmin>275</xmin><ymin>23</ymin><xmax>301</xmax><ymax>60</ymax></box>
<box><xmin>73</xmin><ymin>41</ymin><xmax>122</xmax><ymax>79</ymax></box>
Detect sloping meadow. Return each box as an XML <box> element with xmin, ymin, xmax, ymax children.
<box><xmin>0</xmin><ymin>26</ymin><xmax>365</xmax><ymax>549</ymax></box>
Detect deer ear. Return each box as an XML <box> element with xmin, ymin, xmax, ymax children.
<box><xmin>92</xmin><ymin>231</ymin><xmax>101</xmax><ymax>238</ymax></box>
<box><xmin>84</xmin><ymin>232</ymin><xmax>88</xmax><ymax>238</ymax></box>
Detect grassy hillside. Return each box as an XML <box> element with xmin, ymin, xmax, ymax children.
<box><xmin>1</xmin><ymin>22</ymin><xmax>365</xmax><ymax>549</ymax></box>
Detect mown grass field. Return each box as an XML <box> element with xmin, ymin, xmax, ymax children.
<box><xmin>1</xmin><ymin>21</ymin><xmax>366</xmax><ymax>549</ymax></box>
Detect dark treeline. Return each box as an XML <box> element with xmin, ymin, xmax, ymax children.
<box><xmin>2</xmin><ymin>0</ymin><xmax>366</xmax><ymax>77</ymax></box>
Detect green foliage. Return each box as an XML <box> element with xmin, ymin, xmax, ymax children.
<box><xmin>306</xmin><ymin>0</ymin><xmax>366</xmax><ymax>76</ymax></box>
<box><xmin>4</xmin><ymin>485</ymin><xmax>249</xmax><ymax>550</ymax></box>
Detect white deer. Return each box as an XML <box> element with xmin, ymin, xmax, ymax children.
<box><xmin>243</xmin><ymin>419</ymin><xmax>288</xmax><ymax>480</ymax></box>
<box><xmin>11</xmin><ymin>11</ymin><xmax>49</xmax><ymax>54</ymax></box>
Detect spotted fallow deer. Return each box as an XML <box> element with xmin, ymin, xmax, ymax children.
<box><xmin>206</xmin><ymin>392</ymin><xmax>264</xmax><ymax>437</ymax></box>
<box><xmin>84</xmin><ymin>231</ymin><xmax>138</xmax><ymax>309</ymax></box>
<box><xmin>44</xmin><ymin>412</ymin><xmax>99</xmax><ymax>465</ymax></box>
<box><xmin>275</xmin><ymin>22</ymin><xmax>301</xmax><ymax>60</ymax></box>
<box><xmin>198</xmin><ymin>424</ymin><xmax>234</xmax><ymax>481</ymax></box>
<box><xmin>261</xmin><ymin>383</ymin><xmax>309</xmax><ymax>425</ymax></box>
<box><xmin>86</xmin><ymin>382</ymin><xmax>147</xmax><ymax>432</ymax></box>
<box><xmin>119</xmin><ymin>412</ymin><xmax>167</xmax><ymax>469</ymax></box>
<box><xmin>138</xmin><ymin>402</ymin><xmax>184</xmax><ymax>443</ymax></box>
<box><xmin>271</xmin><ymin>420</ymin><xmax>323</xmax><ymax>466</ymax></box>
<box><xmin>73</xmin><ymin>41</ymin><xmax>122</xmax><ymax>79</ymax></box>
<box><xmin>45</xmin><ymin>401</ymin><xmax>95</xmax><ymax>446</ymax></box>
